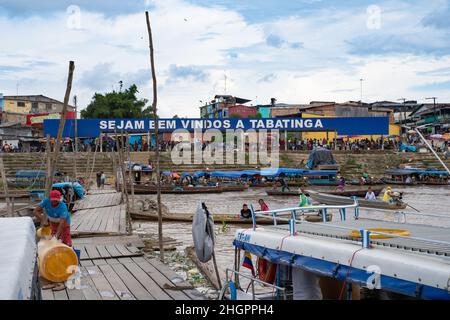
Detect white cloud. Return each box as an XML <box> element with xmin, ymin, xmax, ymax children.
<box><xmin>1</xmin><ymin>0</ymin><xmax>450</xmax><ymax>118</ymax></box>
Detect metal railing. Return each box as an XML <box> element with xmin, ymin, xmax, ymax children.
<box><xmin>248</xmin><ymin>202</ymin><xmax>450</xmax><ymax>250</ymax></box>
<box><xmin>224</xmin><ymin>268</ymin><xmax>287</xmax><ymax>300</ymax></box>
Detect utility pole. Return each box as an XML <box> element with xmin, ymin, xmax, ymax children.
<box><xmin>426</xmin><ymin>97</ymin><xmax>438</xmax><ymax>134</ymax></box>
<box><xmin>360</xmin><ymin>78</ymin><xmax>364</xmax><ymax>103</ymax></box>
<box><xmin>224</xmin><ymin>73</ymin><xmax>227</xmax><ymax>94</ymax></box>
<box><xmin>397</xmin><ymin>98</ymin><xmax>406</xmax><ymax>134</ymax></box>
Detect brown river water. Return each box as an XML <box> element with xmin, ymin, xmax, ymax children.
<box><xmin>133</xmin><ymin>185</ymin><xmax>450</xmax><ymax>295</ymax></box>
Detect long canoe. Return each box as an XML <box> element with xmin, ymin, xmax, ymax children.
<box><xmin>266</xmin><ymin>186</ymin><xmax>384</xmax><ymax>197</ymax></box>
<box><xmin>130</xmin><ymin>211</ymin><xmax>332</xmax><ymax>224</ymax></box>
<box><xmin>218</xmin><ymin>184</ymin><xmax>249</xmax><ymax>192</ymax></box>
<box><xmin>308</xmin><ymin>190</ymin><xmax>407</xmax><ymax>210</ymax></box>
<box><xmin>124</xmin><ymin>184</ymin><xmax>223</xmax><ymax>194</ymax></box>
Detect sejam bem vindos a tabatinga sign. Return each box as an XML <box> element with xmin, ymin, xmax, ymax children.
<box><xmin>43</xmin><ymin>117</ymin><xmax>389</xmax><ymax>138</ymax></box>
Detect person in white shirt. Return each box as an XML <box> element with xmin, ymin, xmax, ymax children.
<box><xmin>365</xmin><ymin>186</ymin><xmax>377</xmax><ymax>201</ymax></box>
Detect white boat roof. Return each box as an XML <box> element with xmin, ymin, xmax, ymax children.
<box><xmin>234</xmin><ymin>217</ymin><xmax>450</xmax><ymax>299</ymax></box>
<box><xmin>0</xmin><ymin>217</ymin><xmax>37</xmax><ymax>300</ymax></box>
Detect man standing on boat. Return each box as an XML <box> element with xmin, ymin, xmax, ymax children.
<box><xmin>33</xmin><ymin>190</ymin><xmax>72</xmax><ymax>247</ymax></box>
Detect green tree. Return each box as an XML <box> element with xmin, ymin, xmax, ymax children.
<box><xmin>81</xmin><ymin>84</ymin><xmax>153</xmax><ymax>118</ymax></box>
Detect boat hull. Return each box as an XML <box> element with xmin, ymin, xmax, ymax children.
<box><xmin>308</xmin><ymin>191</ymin><xmax>407</xmax><ymax>210</ymax></box>
<box><xmin>267</xmin><ymin>187</ymin><xmax>383</xmax><ymax>197</ymax></box>
<box><xmin>123</xmin><ymin>184</ymin><xmax>223</xmax><ymax>194</ymax></box>
<box><xmin>130</xmin><ymin>211</ymin><xmax>331</xmax><ymax>224</ymax></box>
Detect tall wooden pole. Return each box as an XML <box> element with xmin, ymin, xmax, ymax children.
<box><xmin>146</xmin><ymin>11</ymin><xmax>164</xmax><ymax>262</ymax></box>
<box><xmin>0</xmin><ymin>157</ymin><xmax>12</xmax><ymax>216</ymax></box>
<box><xmin>125</xmin><ymin>133</ymin><xmax>135</xmax><ymax>210</ymax></box>
<box><xmin>46</xmin><ymin>61</ymin><xmax>75</xmax><ymax>195</ymax></box>
<box><xmin>73</xmin><ymin>95</ymin><xmax>78</xmax><ymax>179</ymax></box>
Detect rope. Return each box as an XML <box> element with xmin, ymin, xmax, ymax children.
<box><xmin>338</xmin><ymin>247</ymin><xmax>365</xmax><ymax>300</ymax></box>
<box><xmin>26</xmin><ymin>151</ymin><xmax>47</xmax><ymax>189</ymax></box>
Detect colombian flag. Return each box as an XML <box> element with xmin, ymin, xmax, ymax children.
<box><xmin>242</xmin><ymin>251</ymin><xmax>255</xmax><ymax>276</ymax></box>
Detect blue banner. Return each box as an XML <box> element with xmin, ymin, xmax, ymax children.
<box><xmin>43</xmin><ymin>117</ymin><xmax>389</xmax><ymax>138</ymax></box>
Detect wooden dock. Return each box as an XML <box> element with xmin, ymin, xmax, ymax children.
<box><xmin>73</xmin><ymin>192</ymin><xmax>123</xmax><ymax>211</ymax></box>
<box><xmin>40</xmin><ymin>187</ymin><xmax>207</xmax><ymax>300</ymax></box>
<box><xmin>41</xmin><ymin>250</ymin><xmax>205</xmax><ymax>300</ymax></box>
<box><xmin>71</xmin><ymin>204</ymin><xmax>127</xmax><ymax>237</ymax></box>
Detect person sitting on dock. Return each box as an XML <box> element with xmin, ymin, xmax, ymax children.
<box><xmin>240</xmin><ymin>204</ymin><xmax>252</xmax><ymax>219</ymax></box>
<box><xmin>33</xmin><ymin>190</ymin><xmax>72</xmax><ymax>247</ymax></box>
<box><xmin>383</xmin><ymin>187</ymin><xmax>393</xmax><ymax>203</ymax></box>
<box><xmin>365</xmin><ymin>187</ymin><xmax>377</xmax><ymax>201</ymax></box>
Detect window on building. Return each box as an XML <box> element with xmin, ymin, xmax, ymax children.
<box><xmin>32</xmin><ymin>102</ymin><xmax>38</xmax><ymax>111</ymax></box>
<box><xmin>17</xmin><ymin>101</ymin><xmax>25</xmax><ymax>107</ymax></box>
<box><xmin>46</xmin><ymin>103</ymin><xmax>52</xmax><ymax>111</ymax></box>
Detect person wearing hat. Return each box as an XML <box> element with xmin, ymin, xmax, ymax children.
<box><xmin>383</xmin><ymin>186</ymin><xmax>393</xmax><ymax>203</ymax></box>
<box><xmin>33</xmin><ymin>190</ymin><xmax>72</xmax><ymax>247</ymax></box>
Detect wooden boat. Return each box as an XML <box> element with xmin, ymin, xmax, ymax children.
<box><xmin>382</xmin><ymin>168</ymin><xmax>449</xmax><ymax>186</ymax></box>
<box><xmin>266</xmin><ymin>186</ymin><xmax>384</xmax><ymax>197</ymax></box>
<box><xmin>218</xmin><ymin>184</ymin><xmax>249</xmax><ymax>192</ymax></box>
<box><xmin>248</xmin><ymin>183</ymin><xmax>274</xmax><ymax>188</ymax></box>
<box><xmin>308</xmin><ymin>190</ymin><xmax>407</xmax><ymax>210</ymax></box>
<box><xmin>125</xmin><ymin>184</ymin><xmax>223</xmax><ymax>194</ymax></box>
<box><xmin>130</xmin><ymin>211</ymin><xmax>331</xmax><ymax>224</ymax></box>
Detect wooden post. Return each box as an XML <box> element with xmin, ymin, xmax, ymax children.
<box><xmin>126</xmin><ymin>133</ymin><xmax>135</xmax><ymax>210</ymax></box>
<box><xmin>87</xmin><ymin>138</ymin><xmax>99</xmax><ymax>189</ymax></box>
<box><xmin>146</xmin><ymin>11</ymin><xmax>164</xmax><ymax>262</ymax></box>
<box><xmin>0</xmin><ymin>157</ymin><xmax>12</xmax><ymax>216</ymax></box>
<box><xmin>117</xmin><ymin>132</ymin><xmax>129</xmax><ymax>211</ymax></box>
<box><xmin>45</xmin><ymin>135</ymin><xmax>51</xmax><ymax>197</ymax></box>
<box><xmin>46</xmin><ymin>61</ymin><xmax>75</xmax><ymax>196</ymax></box>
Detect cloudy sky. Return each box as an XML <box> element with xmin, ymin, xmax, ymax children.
<box><xmin>1</xmin><ymin>0</ymin><xmax>450</xmax><ymax>117</ymax></box>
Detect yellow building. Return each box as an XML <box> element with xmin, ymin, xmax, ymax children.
<box><xmin>300</xmin><ymin>113</ymin><xmax>400</xmax><ymax>141</ymax></box>
<box><xmin>3</xmin><ymin>98</ymin><xmax>32</xmax><ymax>113</ymax></box>
<box><xmin>3</xmin><ymin>95</ymin><xmax>75</xmax><ymax>114</ymax></box>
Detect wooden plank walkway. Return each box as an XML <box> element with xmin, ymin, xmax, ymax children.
<box><xmin>73</xmin><ymin>192</ymin><xmax>122</xmax><ymax>211</ymax></box>
<box><xmin>87</xmin><ymin>189</ymin><xmax>118</xmax><ymax>195</ymax></box>
<box><xmin>74</xmin><ymin>243</ymin><xmax>143</xmax><ymax>260</ymax></box>
<box><xmin>71</xmin><ymin>204</ymin><xmax>127</xmax><ymax>237</ymax></box>
<box><xmin>41</xmin><ymin>256</ymin><xmax>206</xmax><ymax>300</ymax></box>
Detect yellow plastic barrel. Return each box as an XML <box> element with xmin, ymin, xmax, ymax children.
<box><xmin>38</xmin><ymin>239</ymin><xmax>78</xmax><ymax>283</ymax></box>
<box><xmin>36</xmin><ymin>226</ymin><xmax>52</xmax><ymax>239</ymax></box>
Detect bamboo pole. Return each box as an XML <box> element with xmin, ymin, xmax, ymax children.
<box><xmin>117</xmin><ymin>132</ymin><xmax>129</xmax><ymax>212</ymax></box>
<box><xmin>146</xmin><ymin>11</ymin><xmax>164</xmax><ymax>262</ymax></box>
<box><xmin>125</xmin><ymin>133</ymin><xmax>135</xmax><ymax>210</ymax></box>
<box><xmin>0</xmin><ymin>157</ymin><xmax>12</xmax><ymax>216</ymax></box>
<box><xmin>45</xmin><ymin>135</ymin><xmax>51</xmax><ymax>196</ymax></box>
<box><xmin>45</xmin><ymin>61</ymin><xmax>75</xmax><ymax>196</ymax></box>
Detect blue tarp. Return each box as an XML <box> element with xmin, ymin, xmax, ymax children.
<box><xmin>186</xmin><ymin>168</ymin><xmax>338</xmax><ymax>179</ymax></box>
<box><xmin>234</xmin><ymin>240</ymin><xmax>450</xmax><ymax>300</ymax></box>
<box><xmin>15</xmin><ymin>170</ymin><xmax>46</xmax><ymax>178</ymax></box>
<box><xmin>52</xmin><ymin>182</ymin><xmax>86</xmax><ymax>199</ymax></box>
<box><xmin>386</xmin><ymin>168</ymin><xmax>449</xmax><ymax>176</ymax></box>
<box><xmin>399</xmin><ymin>143</ymin><xmax>417</xmax><ymax>152</ymax></box>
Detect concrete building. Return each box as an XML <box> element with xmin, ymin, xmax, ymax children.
<box><xmin>3</xmin><ymin>95</ymin><xmax>75</xmax><ymax>114</ymax></box>
<box><xmin>0</xmin><ymin>122</ymin><xmax>33</xmax><ymax>149</ymax></box>
<box><xmin>200</xmin><ymin>95</ymin><xmax>252</xmax><ymax>118</ymax></box>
